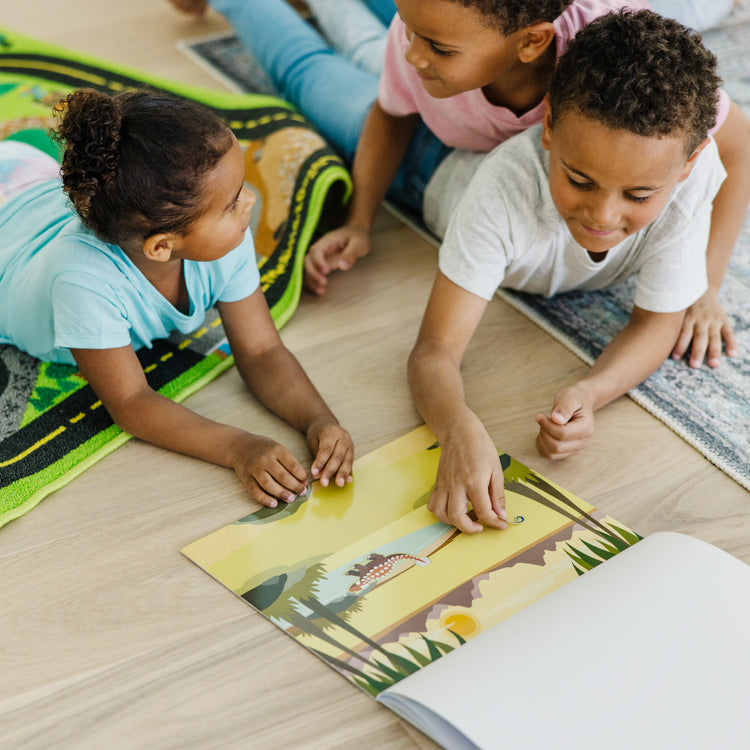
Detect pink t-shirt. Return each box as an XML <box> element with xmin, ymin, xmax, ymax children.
<box><xmin>378</xmin><ymin>0</ymin><xmax>728</xmax><ymax>151</ymax></box>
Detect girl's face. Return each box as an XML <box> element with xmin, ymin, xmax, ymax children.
<box><xmin>541</xmin><ymin>104</ymin><xmax>702</xmax><ymax>255</ymax></box>
<box><xmin>174</xmin><ymin>136</ymin><xmax>255</xmax><ymax>262</ymax></box>
<box><xmin>395</xmin><ymin>0</ymin><xmax>523</xmax><ymax>99</ymax></box>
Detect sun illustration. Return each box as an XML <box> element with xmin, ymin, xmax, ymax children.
<box><xmin>438</xmin><ymin>609</ymin><xmax>482</xmax><ymax>639</ymax></box>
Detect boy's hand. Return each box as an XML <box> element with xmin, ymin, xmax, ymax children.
<box><xmin>535</xmin><ymin>386</ymin><xmax>595</xmax><ymax>460</ymax></box>
<box><xmin>233</xmin><ymin>435</ymin><xmax>309</xmax><ymax>508</ymax></box>
<box><xmin>428</xmin><ymin>415</ymin><xmax>508</xmax><ymax>534</ymax></box>
<box><xmin>307</xmin><ymin>421</ymin><xmax>354</xmax><ymax>488</ymax></box>
<box><xmin>671</xmin><ymin>290</ymin><xmax>738</xmax><ymax>368</ymax></box>
<box><xmin>304</xmin><ymin>226</ymin><xmax>371</xmax><ymax>295</ymax></box>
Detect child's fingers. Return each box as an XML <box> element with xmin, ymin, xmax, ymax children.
<box><xmin>535</xmin><ymin>412</ymin><xmax>567</xmax><ymax>439</ymax></box>
<box><xmin>489</xmin><ymin>466</ymin><xmax>507</xmax><ymax>523</ymax></box>
<box><xmin>427</xmin><ymin>486</ymin><xmax>483</xmax><ymax>534</ymax></box>
<box><xmin>671</xmin><ymin>322</ymin><xmax>694</xmax><ymax>362</ymax></box>
<box><xmin>688</xmin><ymin>325</ymin><xmax>709</xmax><ymax>368</ymax></box>
<box><xmin>470</xmin><ymin>490</ymin><xmax>508</xmax><ymax>531</ymax></box>
<box><xmin>308</xmin><ymin>232</ymin><xmax>349</xmax><ymax>265</ymax></box>
<box><xmin>312</xmin><ymin>437</ymin><xmax>354</xmax><ymax>487</ymax></box>
<box><xmin>303</xmin><ymin>256</ymin><xmax>329</xmax><ymax>295</ymax></box>
<box><xmin>535</xmin><ymin>415</ymin><xmax>591</xmax><ymax>459</ymax></box>
<box><xmin>338</xmin><ymin>240</ymin><xmax>368</xmax><ymax>270</ymax></box>
<box><xmin>304</xmin><ymin>251</ymin><xmax>329</xmax><ymax>279</ymax></box>
<box><xmin>253</xmin><ymin>466</ymin><xmax>307</xmax><ymax>505</ymax></box>
<box><xmin>331</xmin><ymin>444</ymin><xmax>355</xmax><ymax>487</ymax></box>
<box><xmin>706</xmin><ymin>327</ymin><xmax>724</xmax><ymax>368</ymax></box>
<box><xmin>723</xmin><ymin>322</ymin><xmax>739</xmax><ymax>358</ymax></box>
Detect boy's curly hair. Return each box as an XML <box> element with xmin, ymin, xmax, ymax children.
<box><xmin>53</xmin><ymin>88</ymin><xmax>233</xmax><ymax>248</ymax></box>
<box><xmin>549</xmin><ymin>10</ymin><xmax>721</xmax><ymax>154</ymax></box>
<box><xmin>446</xmin><ymin>0</ymin><xmax>574</xmax><ymax>34</ymax></box>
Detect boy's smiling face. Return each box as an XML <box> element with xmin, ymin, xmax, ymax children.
<box><xmin>395</xmin><ymin>0</ymin><xmax>528</xmax><ymax>99</ymax></box>
<box><xmin>541</xmin><ymin>102</ymin><xmax>706</xmax><ymax>256</ymax></box>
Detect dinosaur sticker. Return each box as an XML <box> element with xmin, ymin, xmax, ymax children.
<box><xmin>346</xmin><ymin>552</ymin><xmax>431</xmax><ymax>593</ymax></box>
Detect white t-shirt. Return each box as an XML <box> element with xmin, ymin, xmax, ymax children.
<box><xmin>437</xmin><ymin>125</ymin><xmax>726</xmax><ymax>313</ymax></box>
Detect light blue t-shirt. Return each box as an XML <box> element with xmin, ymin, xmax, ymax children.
<box><xmin>0</xmin><ymin>179</ymin><xmax>260</xmax><ymax>365</ymax></box>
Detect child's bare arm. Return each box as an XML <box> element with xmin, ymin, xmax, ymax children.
<box><xmin>673</xmin><ymin>102</ymin><xmax>750</xmax><ymax>367</ymax></box>
<box><xmin>167</xmin><ymin>0</ymin><xmax>208</xmax><ymax>16</ymax></box>
<box><xmin>304</xmin><ymin>103</ymin><xmax>418</xmax><ymax>295</ymax></box>
<box><xmin>218</xmin><ymin>289</ymin><xmax>354</xmax><ymax>487</ymax></box>
<box><xmin>536</xmin><ymin>306</ymin><xmax>684</xmax><ymax>459</ymax></box>
<box><xmin>408</xmin><ymin>272</ymin><xmax>508</xmax><ymax>534</ymax></box>
<box><xmin>72</xmin><ymin>344</ymin><xmax>308</xmax><ymax>507</ymax></box>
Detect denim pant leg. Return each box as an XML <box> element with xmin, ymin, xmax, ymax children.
<box><xmin>388</xmin><ymin>120</ymin><xmax>452</xmax><ymax>215</ymax></box>
<box><xmin>211</xmin><ymin>0</ymin><xmax>378</xmax><ymax>160</ymax></box>
<box><xmin>364</xmin><ymin>0</ymin><xmax>398</xmax><ymax>28</ymax></box>
<box><xmin>306</xmin><ymin>0</ymin><xmax>388</xmax><ymax>76</ymax></box>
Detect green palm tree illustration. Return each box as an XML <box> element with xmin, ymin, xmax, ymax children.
<box><xmin>501</xmin><ymin>453</ymin><xmax>640</xmax><ymax>551</ymax></box>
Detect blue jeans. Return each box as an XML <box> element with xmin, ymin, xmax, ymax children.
<box><xmin>361</xmin><ymin>0</ymin><xmax>397</xmax><ymax>27</ymax></box>
<box><xmin>305</xmin><ymin>0</ymin><xmax>394</xmax><ymax>75</ymax></box>
<box><xmin>210</xmin><ymin>0</ymin><xmax>449</xmax><ymax>214</ymax></box>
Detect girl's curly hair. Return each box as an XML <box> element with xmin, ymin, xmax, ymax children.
<box><xmin>53</xmin><ymin>88</ymin><xmax>234</xmax><ymax>247</ymax></box>
<box><xmin>549</xmin><ymin>10</ymin><xmax>721</xmax><ymax>154</ymax></box>
<box><xmin>443</xmin><ymin>0</ymin><xmax>574</xmax><ymax>34</ymax></box>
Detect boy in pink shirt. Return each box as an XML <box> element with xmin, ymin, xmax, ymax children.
<box><xmin>377</xmin><ymin>0</ymin><xmax>657</xmax><ymax>151</ymax></box>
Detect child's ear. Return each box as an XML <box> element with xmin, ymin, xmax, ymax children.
<box><xmin>540</xmin><ymin>95</ymin><xmax>553</xmax><ymax>151</ymax></box>
<box><xmin>677</xmin><ymin>137</ymin><xmax>711</xmax><ymax>182</ymax></box>
<box><xmin>517</xmin><ymin>22</ymin><xmax>555</xmax><ymax>63</ymax></box>
<box><xmin>142</xmin><ymin>233</ymin><xmax>177</xmax><ymax>263</ymax></box>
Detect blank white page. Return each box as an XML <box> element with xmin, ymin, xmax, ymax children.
<box><xmin>379</xmin><ymin>532</ymin><xmax>750</xmax><ymax>750</ymax></box>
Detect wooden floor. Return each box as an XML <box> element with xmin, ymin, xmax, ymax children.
<box><xmin>2</xmin><ymin>2</ymin><xmax>749</xmax><ymax>748</ymax></box>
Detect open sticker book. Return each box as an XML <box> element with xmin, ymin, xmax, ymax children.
<box><xmin>181</xmin><ymin>426</ymin><xmax>640</xmax><ymax>697</ymax></box>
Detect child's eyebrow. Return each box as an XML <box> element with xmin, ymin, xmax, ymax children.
<box><xmin>561</xmin><ymin>159</ymin><xmax>660</xmax><ymax>192</ymax></box>
<box><xmin>416</xmin><ymin>31</ymin><xmax>457</xmax><ymax>49</ymax></box>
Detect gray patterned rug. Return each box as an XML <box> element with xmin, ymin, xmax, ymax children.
<box><xmin>181</xmin><ymin>4</ymin><xmax>750</xmax><ymax>491</ymax></box>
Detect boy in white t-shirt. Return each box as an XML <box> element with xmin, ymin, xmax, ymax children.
<box><xmin>408</xmin><ymin>10</ymin><xmax>726</xmax><ymax>533</ymax></box>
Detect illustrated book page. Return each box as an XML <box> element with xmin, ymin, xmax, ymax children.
<box><xmin>182</xmin><ymin>428</ymin><xmax>640</xmax><ymax>697</ymax></box>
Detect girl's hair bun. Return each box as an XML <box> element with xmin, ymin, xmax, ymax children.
<box><xmin>54</xmin><ymin>88</ymin><xmax>124</xmax><ymax>224</ymax></box>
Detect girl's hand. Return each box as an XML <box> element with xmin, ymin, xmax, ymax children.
<box><xmin>428</xmin><ymin>414</ymin><xmax>507</xmax><ymax>534</ymax></box>
<box><xmin>232</xmin><ymin>435</ymin><xmax>309</xmax><ymax>508</ymax></box>
<box><xmin>671</xmin><ymin>290</ymin><xmax>738</xmax><ymax>368</ymax></box>
<box><xmin>535</xmin><ymin>385</ymin><xmax>595</xmax><ymax>460</ymax></box>
<box><xmin>307</xmin><ymin>420</ymin><xmax>354</xmax><ymax>488</ymax></box>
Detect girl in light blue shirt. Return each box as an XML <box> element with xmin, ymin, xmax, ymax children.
<box><xmin>0</xmin><ymin>89</ymin><xmax>353</xmax><ymax>503</ymax></box>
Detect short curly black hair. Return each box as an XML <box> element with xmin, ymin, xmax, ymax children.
<box><xmin>549</xmin><ymin>10</ymin><xmax>721</xmax><ymax>154</ymax></box>
<box><xmin>443</xmin><ymin>0</ymin><xmax>574</xmax><ymax>34</ymax></box>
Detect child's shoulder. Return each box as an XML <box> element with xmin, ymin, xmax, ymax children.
<box><xmin>426</xmin><ymin>126</ymin><xmax>553</xmax><ymax>239</ymax></box>
<box><xmin>473</xmin><ymin>125</ymin><xmax>550</xmax><ymax>205</ymax></box>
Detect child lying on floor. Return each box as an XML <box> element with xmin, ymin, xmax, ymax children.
<box><xmin>0</xmin><ymin>90</ymin><xmax>353</xmax><ymax>504</ymax></box>
<box><xmin>408</xmin><ymin>10</ymin><xmax>727</xmax><ymax>533</ymax></box>
<box><xmin>169</xmin><ymin>0</ymin><xmax>749</xmax><ymax>372</ymax></box>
